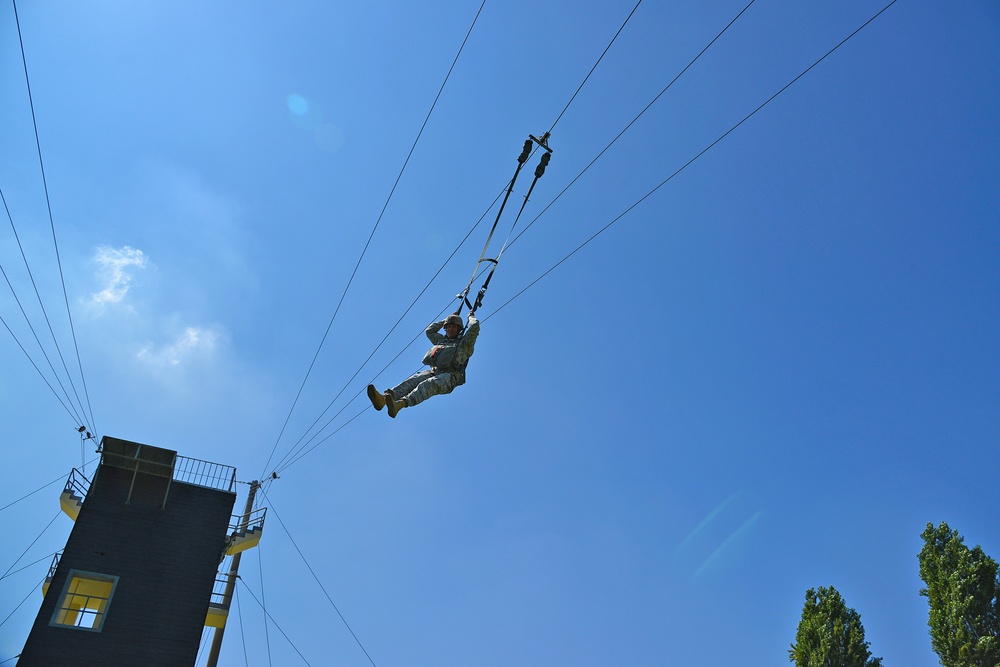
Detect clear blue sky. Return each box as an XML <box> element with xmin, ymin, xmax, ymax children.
<box><xmin>1</xmin><ymin>1</ymin><xmax>997</xmax><ymax>665</ymax></box>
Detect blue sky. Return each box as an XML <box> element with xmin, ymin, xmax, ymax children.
<box><xmin>1</xmin><ymin>1</ymin><xmax>998</xmax><ymax>665</ymax></box>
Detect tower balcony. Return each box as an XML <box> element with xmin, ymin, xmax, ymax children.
<box><xmin>41</xmin><ymin>551</ymin><xmax>61</xmax><ymax>597</ymax></box>
<box><xmin>224</xmin><ymin>506</ymin><xmax>267</xmax><ymax>556</ymax></box>
<box><xmin>59</xmin><ymin>469</ymin><xmax>91</xmax><ymax>522</ymax></box>
<box><xmin>205</xmin><ymin>572</ymin><xmax>233</xmax><ymax>628</ymax></box>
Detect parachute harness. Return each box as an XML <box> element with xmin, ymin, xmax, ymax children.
<box><xmin>457</xmin><ymin>133</ymin><xmax>552</xmax><ymax>316</ymax></box>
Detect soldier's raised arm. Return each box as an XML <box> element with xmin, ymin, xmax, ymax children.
<box><xmin>426</xmin><ymin>319</ymin><xmax>446</xmax><ymax>343</ymax></box>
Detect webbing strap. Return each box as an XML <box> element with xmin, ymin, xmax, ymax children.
<box><xmin>470</xmin><ymin>148</ymin><xmax>551</xmax><ymax>315</ymax></box>
<box><xmin>456</xmin><ymin>139</ymin><xmax>533</xmax><ymax>314</ymax></box>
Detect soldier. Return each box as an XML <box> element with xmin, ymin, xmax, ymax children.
<box><xmin>367</xmin><ymin>311</ymin><xmax>480</xmax><ymax>418</ymax></box>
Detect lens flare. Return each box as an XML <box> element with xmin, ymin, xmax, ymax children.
<box><xmin>287</xmin><ymin>94</ymin><xmax>308</xmax><ymax>116</ymax></box>
<box><xmin>674</xmin><ymin>493</ymin><xmax>764</xmax><ymax>581</ymax></box>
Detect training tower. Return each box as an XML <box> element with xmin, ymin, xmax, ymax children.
<box><xmin>18</xmin><ymin>436</ymin><xmax>265</xmax><ymax>666</ymax></box>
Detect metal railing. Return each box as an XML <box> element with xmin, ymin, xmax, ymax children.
<box><xmin>46</xmin><ymin>552</ymin><xmax>62</xmax><ymax>585</ymax></box>
<box><xmin>172</xmin><ymin>456</ymin><xmax>236</xmax><ymax>493</ymax></box>
<box><xmin>229</xmin><ymin>507</ymin><xmax>267</xmax><ymax>537</ymax></box>
<box><xmin>209</xmin><ymin>571</ymin><xmax>233</xmax><ymax>610</ymax></box>
<box><xmin>63</xmin><ymin>468</ymin><xmax>91</xmax><ymax>500</ymax></box>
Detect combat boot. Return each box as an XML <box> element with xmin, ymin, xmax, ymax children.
<box><xmin>385</xmin><ymin>392</ymin><xmax>408</xmax><ymax>418</ymax></box>
<box><xmin>367</xmin><ymin>384</ymin><xmax>385</xmax><ymax>411</ymax></box>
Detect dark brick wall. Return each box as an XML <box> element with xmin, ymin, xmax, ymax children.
<box><xmin>19</xmin><ymin>463</ymin><xmax>236</xmax><ymax>666</ymax></box>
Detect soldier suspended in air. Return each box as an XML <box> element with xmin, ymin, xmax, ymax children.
<box><xmin>366</xmin><ymin>134</ymin><xmax>551</xmax><ymax>420</ymax></box>
<box><xmin>367</xmin><ymin>311</ymin><xmax>480</xmax><ymax>418</ymax></box>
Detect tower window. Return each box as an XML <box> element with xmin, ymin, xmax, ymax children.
<box><xmin>50</xmin><ymin>570</ymin><xmax>118</xmax><ymax>631</ymax></box>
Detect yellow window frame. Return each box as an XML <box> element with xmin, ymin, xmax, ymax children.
<box><xmin>50</xmin><ymin>570</ymin><xmax>118</xmax><ymax>632</ymax></box>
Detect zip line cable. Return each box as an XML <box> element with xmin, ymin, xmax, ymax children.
<box><xmin>0</xmin><ymin>310</ymin><xmax>83</xmax><ymax>426</ymax></box>
<box><xmin>257</xmin><ymin>547</ymin><xmax>274</xmax><ymax>667</ymax></box>
<box><xmin>270</xmin><ymin>130</ymin><xmax>577</xmax><ymax>467</ymax></box>
<box><xmin>272</xmin><ymin>227</ymin><xmax>503</xmax><ymax>473</ymax></box>
<box><xmin>269</xmin><ymin>185</ymin><xmax>524</xmax><ymax>473</ymax></box>
<box><xmin>275</xmin><ymin>403</ymin><xmax>367</xmax><ymax>474</ymax></box>
<box><xmin>490</xmin><ymin>0</ymin><xmax>901</xmax><ymax>321</ymax></box>
<box><xmin>2</xmin><ymin>510</ymin><xmax>60</xmax><ymax>581</ymax></box>
<box><xmin>275</xmin><ymin>280</ymin><xmax>493</xmax><ymax>474</ymax></box>
<box><xmin>546</xmin><ymin>0</ymin><xmax>643</xmax><ymax>137</ymax></box>
<box><xmin>272</xmin><ymin>302</ymin><xmax>461</xmax><ymax>475</ymax></box>
<box><xmin>0</xmin><ymin>552</ymin><xmax>57</xmax><ymax>583</ymax></box>
<box><xmin>264</xmin><ymin>5</ymin><xmax>504</xmax><ymax>475</ymax></box>
<box><xmin>268</xmin><ymin>277</ymin><xmax>468</xmax><ymax>473</ymax></box>
<box><xmin>0</xmin><ymin>511</ymin><xmax>59</xmax><ymax>633</ymax></box>
<box><xmin>260</xmin><ymin>0</ymin><xmax>488</xmax><ymax>481</ymax></box>
<box><xmin>1</xmin><ymin>190</ymin><xmax>89</xmax><ymax>427</ymax></box>
<box><xmin>458</xmin><ymin>0</ymin><xmax>640</xmax><ymax>314</ymax></box>
<box><xmin>507</xmin><ymin>0</ymin><xmax>758</xmax><ymax>253</ymax></box>
<box><xmin>237</xmin><ymin>579</ymin><xmax>313</xmax><ymax>666</ymax></box>
<box><xmin>195</xmin><ymin>628</ymin><xmax>210</xmax><ymax>666</ymax></box>
<box><xmin>0</xmin><ymin>460</ymin><xmax>95</xmax><ymax>515</ymax></box>
<box><xmin>469</xmin><ymin>0</ymin><xmax>748</xmax><ymax>315</ymax></box>
<box><xmin>234</xmin><ymin>585</ymin><xmax>251</xmax><ymax>667</ymax></box>
<box><xmin>0</xmin><ymin>573</ymin><xmax>45</xmax><ymax>631</ymax></box>
<box><xmin>261</xmin><ymin>489</ymin><xmax>378</xmax><ymax>667</ymax></box>
<box><xmin>269</xmin><ymin>0</ymin><xmax>640</xmax><ymax>472</ymax></box>
<box><xmin>267</xmin><ymin>191</ymin><xmax>504</xmax><ymax>474</ymax></box>
<box><xmin>10</xmin><ymin>0</ymin><xmax>97</xmax><ymax>436</ymax></box>
<box><xmin>271</xmin><ymin>4</ymin><xmax>644</xmax><ymax>468</ymax></box>
<box><xmin>274</xmin><ymin>0</ymin><xmax>898</xmax><ymax>473</ymax></box>
<box><xmin>271</xmin><ymin>2</ymin><xmax>717</xmax><ymax>467</ymax></box>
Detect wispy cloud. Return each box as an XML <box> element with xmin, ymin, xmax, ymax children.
<box><xmin>91</xmin><ymin>245</ymin><xmax>147</xmax><ymax>305</ymax></box>
<box><xmin>136</xmin><ymin>326</ymin><xmax>221</xmax><ymax>368</ymax></box>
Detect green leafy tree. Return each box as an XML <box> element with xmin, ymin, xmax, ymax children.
<box><xmin>789</xmin><ymin>586</ymin><xmax>883</xmax><ymax>667</ymax></box>
<box><xmin>918</xmin><ymin>522</ymin><xmax>1000</xmax><ymax>667</ymax></box>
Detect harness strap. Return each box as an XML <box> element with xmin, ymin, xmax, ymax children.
<box><xmin>471</xmin><ymin>150</ymin><xmax>551</xmax><ymax>315</ymax></box>
<box><xmin>457</xmin><ymin>140</ymin><xmax>533</xmax><ymax>315</ymax></box>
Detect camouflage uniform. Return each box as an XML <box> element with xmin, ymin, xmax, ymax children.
<box><xmin>389</xmin><ymin>313</ymin><xmax>480</xmax><ymax>407</ymax></box>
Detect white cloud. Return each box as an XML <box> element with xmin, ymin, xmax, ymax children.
<box><xmin>91</xmin><ymin>245</ymin><xmax>147</xmax><ymax>305</ymax></box>
<box><xmin>136</xmin><ymin>326</ymin><xmax>221</xmax><ymax>368</ymax></box>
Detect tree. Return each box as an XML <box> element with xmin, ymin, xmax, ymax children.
<box><xmin>789</xmin><ymin>586</ymin><xmax>883</xmax><ymax>667</ymax></box>
<box><xmin>918</xmin><ymin>522</ymin><xmax>1000</xmax><ymax>667</ymax></box>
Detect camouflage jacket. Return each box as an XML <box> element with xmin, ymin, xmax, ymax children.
<box><xmin>422</xmin><ymin>314</ymin><xmax>480</xmax><ymax>373</ymax></box>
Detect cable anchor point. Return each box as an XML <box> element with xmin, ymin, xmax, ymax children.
<box><xmin>529</xmin><ymin>132</ymin><xmax>553</xmax><ymax>153</ymax></box>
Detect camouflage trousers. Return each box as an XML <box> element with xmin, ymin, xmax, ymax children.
<box><xmin>390</xmin><ymin>369</ymin><xmax>464</xmax><ymax>406</ymax></box>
